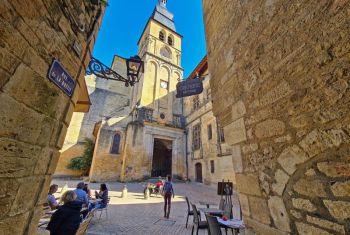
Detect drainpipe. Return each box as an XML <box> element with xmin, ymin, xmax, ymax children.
<box><xmin>185</xmin><ymin>128</ymin><xmax>189</xmax><ymax>180</ymax></box>
<box><xmin>216</xmin><ymin>119</ymin><xmax>223</xmax><ymax>156</ymax></box>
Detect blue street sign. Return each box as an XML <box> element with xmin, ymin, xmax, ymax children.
<box><xmin>48</xmin><ymin>59</ymin><xmax>76</xmax><ymax>97</ymax></box>
<box><xmin>176</xmin><ymin>77</ymin><xmax>203</xmax><ymax>98</ymax></box>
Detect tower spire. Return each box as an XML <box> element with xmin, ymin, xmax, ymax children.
<box><xmin>158</xmin><ymin>0</ymin><xmax>167</xmax><ymax>8</ymax></box>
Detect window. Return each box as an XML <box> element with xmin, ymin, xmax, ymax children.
<box><xmin>218</xmin><ymin>127</ymin><xmax>225</xmax><ymax>143</ymax></box>
<box><xmin>159</xmin><ymin>31</ymin><xmax>165</xmax><ymax>41</ymax></box>
<box><xmin>145</xmin><ymin>108</ymin><xmax>153</xmax><ymax>122</ymax></box>
<box><xmin>110</xmin><ymin>133</ymin><xmax>121</xmax><ymax>154</ymax></box>
<box><xmin>193</xmin><ymin>95</ymin><xmax>200</xmax><ymax>110</ymax></box>
<box><xmin>168</xmin><ymin>36</ymin><xmax>173</xmax><ymax>46</ymax></box>
<box><xmin>207</xmin><ymin>124</ymin><xmax>212</xmax><ymax>140</ymax></box>
<box><xmin>210</xmin><ymin>160</ymin><xmax>215</xmax><ymax>173</ymax></box>
<box><xmin>192</xmin><ymin>124</ymin><xmax>201</xmax><ymax>151</ymax></box>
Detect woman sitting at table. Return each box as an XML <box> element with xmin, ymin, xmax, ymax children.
<box><xmin>47</xmin><ymin>184</ymin><xmax>59</xmax><ymax>210</ymax></box>
<box><xmin>88</xmin><ymin>183</ymin><xmax>108</xmax><ymax>211</ymax></box>
<box><xmin>47</xmin><ymin>190</ymin><xmax>83</xmax><ymax>235</ymax></box>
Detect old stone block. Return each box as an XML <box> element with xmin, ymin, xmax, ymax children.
<box><xmin>277</xmin><ymin>145</ymin><xmax>308</xmax><ymax>175</ymax></box>
<box><xmin>290</xmin><ymin>210</ymin><xmax>302</xmax><ymax>219</ymax></box>
<box><xmin>4</xmin><ymin>63</ymin><xmax>68</xmax><ymax>119</ymax></box>
<box><xmin>242</xmin><ymin>143</ymin><xmax>258</xmax><ymax>154</ymax></box>
<box><xmin>292</xmin><ymin>198</ymin><xmax>317</xmax><ymax>212</ymax></box>
<box><xmin>272</xmin><ymin>169</ymin><xmax>289</xmax><ymax>195</ymax></box>
<box><xmin>37</xmin><ymin>175</ymin><xmax>53</xmax><ymax>205</ymax></box>
<box><xmin>305</xmin><ymin>168</ymin><xmax>316</xmax><ymax>177</ymax></box>
<box><xmin>236</xmin><ymin>174</ymin><xmax>262</xmax><ymax>196</ymax></box>
<box><xmin>33</xmin><ymin>147</ymin><xmax>54</xmax><ymax>176</ymax></box>
<box><xmin>239</xmin><ymin>193</ymin><xmax>250</xmax><ymax>217</ymax></box>
<box><xmin>224</xmin><ymin>118</ymin><xmax>247</xmax><ymax>145</ymax></box>
<box><xmin>231</xmin><ymin>100</ymin><xmax>246</xmax><ymax>122</ymax></box>
<box><xmin>0</xmin><ymin>93</ymin><xmax>45</xmax><ymax>144</ymax></box>
<box><xmin>274</xmin><ymin>134</ymin><xmax>292</xmax><ymax>143</ymax></box>
<box><xmin>317</xmin><ymin>162</ymin><xmax>350</xmax><ymax>177</ymax></box>
<box><xmin>0</xmin><ymin>47</ymin><xmax>21</xmax><ymax>74</ymax></box>
<box><xmin>0</xmin><ymin>138</ymin><xmax>41</xmax><ymax>178</ymax></box>
<box><xmin>0</xmin><ymin>212</ymin><xmax>29</xmax><ymax>235</ymax></box>
<box><xmin>244</xmin><ymin>217</ymin><xmax>289</xmax><ymax>235</ymax></box>
<box><xmin>254</xmin><ymin>80</ymin><xmax>293</xmax><ymax>108</ymax></box>
<box><xmin>56</xmin><ymin>123</ymin><xmax>68</xmax><ymax>149</ymax></box>
<box><xmin>22</xmin><ymin>46</ymin><xmax>49</xmax><ymax>78</ymax></box>
<box><xmin>249</xmin><ymin>196</ymin><xmax>271</xmax><ymax>225</ymax></box>
<box><xmin>296</xmin><ymin>222</ymin><xmax>333</xmax><ymax>235</ymax></box>
<box><xmin>331</xmin><ymin>181</ymin><xmax>350</xmax><ymax>197</ymax></box>
<box><xmin>268</xmin><ymin>196</ymin><xmax>290</xmax><ymax>232</ymax></box>
<box><xmin>323</xmin><ymin>200</ymin><xmax>350</xmax><ymax>220</ymax></box>
<box><xmin>231</xmin><ymin>145</ymin><xmax>243</xmax><ymax>173</ymax></box>
<box><xmin>306</xmin><ymin>215</ymin><xmax>345</xmax><ymax>235</ymax></box>
<box><xmin>0</xmin><ymin>197</ymin><xmax>13</xmax><ymax>220</ymax></box>
<box><xmin>293</xmin><ymin>178</ymin><xmax>327</xmax><ymax>197</ymax></box>
<box><xmin>255</xmin><ymin>119</ymin><xmax>285</xmax><ymax>139</ymax></box>
<box><xmin>0</xmin><ymin>67</ymin><xmax>10</xmax><ymax>89</ymax></box>
<box><xmin>9</xmin><ymin>176</ymin><xmax>41</xmax><ymax>216</ymax></box>
<box><xmin>300</xmin><ymin>129</ymin><xmax>350</xmax><ymax>157</ymax></box>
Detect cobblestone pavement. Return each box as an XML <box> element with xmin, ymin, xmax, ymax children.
<box><xmin>52</xmin><ymin>179</ymin><xmax>243</xmax><ymax>235</ymax></box>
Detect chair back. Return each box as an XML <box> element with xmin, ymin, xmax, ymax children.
<box><xmin>185</xmin><ymin>197</ymin><xmax>191</xmax><ymax>212</ymax></box>
<box><xmin>76</xmin><ymin>215</ymin><xmax>93</xmax><ymax>235</ymax></box>
<box><xmin>191</xmin><ymin>204</ymin><xmax>200</xmax><ymax>224</ymax></box>
<box><xmin>218</xmin><ymin>198</ymin><xmax>225</xmax><ymax>210</ymax></box>
<box><xmin>206</xmin><ymin>215</ymin><xmax>223</xmax><ymax>235</ymax></box>
<box><xmin>106</xmin><ymin>197</ymin><xmax>111</xmax><ymax>205</ymax></box>
<box><xmin>223</xmin><ymin>203</ymin><xmax>233</xmax><ymax>219</ymax></box>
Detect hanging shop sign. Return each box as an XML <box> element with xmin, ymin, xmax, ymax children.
<box><xmin>176</xmin><ymin>77</ymin><xmax>203</xmax><ymax>98</ymax></box>
<box><xmin>47</xmin><ymin>59</ymin><xmax>76</xmax><ymax>97</ymax></box>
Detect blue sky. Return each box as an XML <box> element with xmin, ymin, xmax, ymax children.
<box><xmin>93</xmin><ymin>0</ymin><xmax>207</xmax><ymax>78</ymax></box>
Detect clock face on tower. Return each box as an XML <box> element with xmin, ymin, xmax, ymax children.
<box><xmin>160</xmin><ymin>80</ymin><xmax>168</xmax><ymax>89</ymax></box>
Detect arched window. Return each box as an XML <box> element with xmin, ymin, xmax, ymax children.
<box><xmin>167</xmin><ymin>36</ymin><xmax>173</xmax><ymax>46</ymax></box>
<box><xmin>159</xmin><ymin>31</ymin><xmax>165</xmax><ymax>41</ymax></box>
<box><xmin>110</xmin><ymin>133</ymin><xmax>121</xmax><ymax>154</ymax></box>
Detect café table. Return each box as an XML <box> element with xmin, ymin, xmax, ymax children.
<box><xmin>199</xmin><ymin>201</ymin><xmax>217</xmax><ymax>208</ymax></box>
<box><xmin>217</xmin><ymin>217</ymin><xmax>245</xmax><ymax>234</ymax></box>
<box><xmin>89</xmin><ymin>198</ymin><xmax>102</xmax><ymax>204</ymax></box>
<box><xmin>199</xmin><ymin>207</ymin><xmax>224</xmax><ymax>215</ymax></box>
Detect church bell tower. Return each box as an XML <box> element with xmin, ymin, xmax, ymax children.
<box><xmin>131</xmin><ymin>0</ymin><xmax>183</xmax><ymax>124</ymax></box>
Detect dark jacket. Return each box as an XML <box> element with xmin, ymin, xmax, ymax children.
<box><xmin>47</xmin><ymin>201</ymin><xmax>82</xmax><ymax>235</ymax></box>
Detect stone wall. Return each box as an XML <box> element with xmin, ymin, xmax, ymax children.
<box><xmin>203</xmin><ymin>0</ymin><xmax>350</xmax><ymax>234</ymax></box>
<box><xmin>0</xmin><ymin>0</ymin><xmax>105</xmax><ymax>233</ymax></box>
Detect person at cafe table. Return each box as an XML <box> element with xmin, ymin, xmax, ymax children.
<box><xmin>47</xmin><ymin>184</ymin><xmax>59</xmax><ymax>210</ymax></box>
<box><xmin>88</xmin><ymin>183</ymin><xmax>108</xmax><ymax>211</ymax></box>
<box><xmin>73</xmin><ymin>182</ymin><xmax>89</xmax><ymax>207</ymax></box>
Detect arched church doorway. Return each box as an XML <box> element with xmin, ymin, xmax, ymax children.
<box><xmin>195</xmin><ymin>163</ymin><xmax>203</xmax><ymax>183</ymax></box>
<box><xmin>151</xmin><ymin>138</ymin><xmax>172</xmax><ymax>177</ymax></box>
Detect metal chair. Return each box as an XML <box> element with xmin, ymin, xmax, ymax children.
<box><xmin>191</xmin><ymin>204</ymin><xmax>208</xmax><ymax>235</ymax></box>
<box><xmin>185</xmin><ymin>197</ymin><xmax>194</xmax><ymax>228</ymax></box>
<box><xmin>206</xmin><ymin>214</ymin><xmax>223</xmax><ymax>235</ymax></box>
<box><xmin>95</xmin><ymin>197</ymin><xmax>110</xmax><ymax>220</ymax></box>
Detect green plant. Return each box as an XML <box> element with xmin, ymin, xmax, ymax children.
<box><xmin>67</xmin><ymin>138</ymin><xmax>95</xmax><ymax>176</ymax></box>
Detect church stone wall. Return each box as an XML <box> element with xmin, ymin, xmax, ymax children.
<box><xmin>203</xmin><ymin>1</ymin><xmax>350</xmax><ymax>234</ymax></box>
<box><xmin>0</xmin><ymin>0</ymin><xmax>105</xmax><ymax>233</ymax></box>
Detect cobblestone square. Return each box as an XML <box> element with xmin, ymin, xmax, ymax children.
<box><xmin>52</xmin><ymin>180</ymin><xmax>242</xmax><ymax>235</ymax></box>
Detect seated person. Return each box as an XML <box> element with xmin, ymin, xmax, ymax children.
<box><xmin>47</xmin><ymin>190</ymin><xmax>83</xmax><ymax>235</ymax></box>
<box><xmin>73</xmin><ymin>182</ymin><xmax>89</xmax><ymax>207</ymax></box>
<box><xmin>155</xmin><ymin>178</ymin><xmax>163</xmax><ymax>190</ymax></box>
<box><xmin>88</xmin><ymin>183</ymin><xmax>108</xmax><ymax>211</ymax></box>
<box><xmin>47</xmin><ymin>184</ymin><xmax>59</xmax><ymax>210</ymax></box>
<box><xmin>83</xmin><ymin>183</ymin><xmax>92</xmax><ymax>199</ymax></box>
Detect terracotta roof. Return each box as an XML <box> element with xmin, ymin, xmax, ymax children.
<box><xmin>187</xmin><ymin>56</ymin><xmax>208</xmax><ymax>80</ymax></box>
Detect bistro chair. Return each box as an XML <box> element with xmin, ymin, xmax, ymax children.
<box><xmin>206</xmin><ymin>214</ymin><xmax>223</xmax><ymax>235</ymax></box>
<box><xmin>95</xmin><ymin>197</ymin><xmax>110</xmax><ymax>220</ymax></box>
<box><xmin>185</xmin><ymin>196</ymin><xmax>194</xmax><ymax>228</ymax></box>
<box><xmin>191</xmin><ymin>204</ymin><xmax>208</xmax><ymax>235</ymax></box>
<box><xmin>76</xmin><ymin>210</ymin><xmax>95</xmax><ymax>235</ymax></box>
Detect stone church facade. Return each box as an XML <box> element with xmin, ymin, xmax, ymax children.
<box><xmin>56</xmin><ymin>0</ymin><xmax>187</xmax><ymax>182</ymax></box>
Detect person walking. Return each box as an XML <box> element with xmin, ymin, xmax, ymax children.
<box><xmin>162</xmin><ymin>175</ymin><xmax>174</xmax><ymax>219</ymax></box>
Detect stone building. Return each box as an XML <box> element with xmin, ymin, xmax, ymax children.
<box><xmin>184</xmin><ymin>56</ymin><xmax>237</xmax><ymax>186</ymax></box>
<box><xmin>203</xmin><ymin>1</ymin><xmax>350</xmax><ymax>234</ymax></box>
<box><xmin>56</xmin><ymin>0</ymin><xmax>186</xmax><ymax>182</ymax></box>
<box><xmin>0</xmin><ymin>0</ymin><xmax>105</xmax><ymax>233</ymax></box>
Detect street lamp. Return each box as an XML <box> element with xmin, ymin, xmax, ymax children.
<box><xmin>86</xmin><ymin>55</ymin><xmax>144</xmax><ymax>87</ymax></box>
